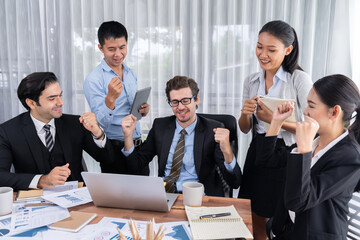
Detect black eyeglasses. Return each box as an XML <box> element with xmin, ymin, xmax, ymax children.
<box><xmin>168</xmin><ymin>95</ymin><xmax>196</xmax><ymax>107</ymax></box>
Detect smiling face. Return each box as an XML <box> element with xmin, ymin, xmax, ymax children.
<box><xmin>169</xmin><ymin>87</ymin><xmax>199</xmax><ymax>128</ymax></box>
<box><xmin>98</xmin><ymin>37</ymin><xmax>127</xmax><ymax>69</ymax></box>
<box><xmin>303</xmin><ymin>87</ymin><xmax>333</xmax><ymax>135</ymax></box>
<box><xmin>256</xmin><ymin>32</ymin><xmax>293</xmax><ymax>74</ymax></box>
<box><xmin>27</xmin><ymin>82</ymin><xmax>63</xmax><ymax>123</ymax></box>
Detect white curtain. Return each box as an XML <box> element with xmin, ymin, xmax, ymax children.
<box><xmin>0</xmin><ymin>0</ymin><xmax>355</xmax><ymax>173</ymax></box>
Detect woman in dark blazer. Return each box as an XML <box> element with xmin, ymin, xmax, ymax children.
<box><xmin>258</xmin><ymin>74</ymin><xmax>360</xmax><ymax>240</ymax></box>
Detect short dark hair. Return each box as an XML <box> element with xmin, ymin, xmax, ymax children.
<box><xmin>17</xmin><ymin>72</ymin><xmax>58</xmax><ymax>110</ymax></box>
<box><xmin>98</xmin><ymin>21</ymin><xmax>128</xmax><ymax>46</ymax></box>
<box><xmin>165</xmin><ymin>76</ymin><xmax>199</xmax><ymax>101</ymax></box>
<box><xmin>259</xmin><ymin>20</ymin><xmax>302</xmax><ymax>74</ymax></box>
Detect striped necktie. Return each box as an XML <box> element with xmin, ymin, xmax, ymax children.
<box><xmin>164</xmin><ymin>129</ymin><xmax>187</xmax><ymax>193</ymax></box>
<box><xmin>43</xmin><ymin>124</ymin><xmax>54</xmax><ymax>152</ymax></box>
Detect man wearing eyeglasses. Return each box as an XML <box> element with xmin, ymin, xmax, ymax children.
<box><xmin>120</xmin><ymin>76</ymin><xmax>241</xmax><ymax>196</ymax></box>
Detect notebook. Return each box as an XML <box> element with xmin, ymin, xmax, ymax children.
<box><xmin>49</xmin><ymin>211</ymin><xmax>97</xmax><ymax>232</ymax></box>
<box><xmin>16</xmin><ymin>189</ymin><xmax>43</xmax><ymax>201</ymax></box>
<box><xmin>81</xmin><ymin>172</ymin><xmax>178</xmax><ymax>212</ymax></box>
<box><xmin>185</xmin><ymin>205</ymin><xmax>253</xmax><ymax>239</ymax></box>
<box><xmin>259</xmin><ymin>96</ymin><xmax>296</xmax><ymax>131</ymax></box>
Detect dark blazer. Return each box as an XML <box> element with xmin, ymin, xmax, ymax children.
<box><xmin>0</xmin><ymin>112</ymin><xmax>113</xmax><ymax>190</ymax></box>
<box><xmin>123</xmin><ymin>114</ymin><xmax>242</xmax><ymax>196</ymax></box>
<box><xmin>263</xmin><ymin>135</ymin><xmax>360</xmax><ymax>240</ymax></box>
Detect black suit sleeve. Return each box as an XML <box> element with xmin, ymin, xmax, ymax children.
<box><xmin>81</xmin><ymin>125</ymin><xmax>114</xmax><ymax>165</ymax></box>
<box><xmin>0</xmin><ymin>126</ymin><xmax>35</xmax><ymax>190</ymax></box>
<box><xmin>124</xmin><ymin>121</ymin><xmax>158</xmax><ymax>174</ymax></box>
<box><xmin>284</xmin><ymin>143</ymin><xmax>360</xmax><ymax>212</ymax></box>
<box><xmin>254</xmin><ymin>135</ymin><xmax>290</xmax><ymax>168</ymax></box>
<box><xmin>213</xmin><ymin>122</ymin><xmax>242</xmax><ymax>189</ymax></box>
<box><xmin>214</xmin><ymin>141</ymin><xmax>242</xmax><ymax>189</ymax></box>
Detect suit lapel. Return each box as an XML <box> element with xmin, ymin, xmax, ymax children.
<box><xmin>55</xmin><ymin>117</ymin><xmax>73</xmax><ymax>168</ymax></box>
<box><xmin>159</xmin><ymin>119</ymin><xmax>176</xmax><ymax>175</ymax></box>
<box><xmin>310</xmin><ymin>136</ymin><xmax>348</xmax><ymax>176</ymax></box>
<box><xmin>193</xmin><ymin>115</ymin><xmax>204</xmax><ymax>175</ymax></box>
<box><xmin>22</xmin><ymin>112</ymin><xmax>49</xmax><ymax>173</ymax></box>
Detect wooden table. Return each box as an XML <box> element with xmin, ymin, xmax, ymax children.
<box><xmin>13</xmin><ymin>193</ymin><xmax>252</xmax><ymax>238</ymax></box>
<box><xmin>71</xmin><ymin>194</ymin><xmax>253</xmax><ymax>234</ymax></box>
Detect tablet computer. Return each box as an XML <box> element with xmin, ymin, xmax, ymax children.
<box><xmin>130</xmin><ymin>87</ymin><xmax>151</xmax><ymax>120</ymax></box>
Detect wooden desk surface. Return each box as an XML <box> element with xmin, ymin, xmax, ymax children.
<box><xmin>70</xmin><ymin>194</ymin><xmax>253</xmax><ymax>234</ymax></box>
<box><xmin>13</xmin><ymin>193</ymin><xmax>252</xmax><ymax>238</ymax></box>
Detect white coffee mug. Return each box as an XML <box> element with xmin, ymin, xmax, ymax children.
<box><xmin>182</xmin><ymin>182</ymin><xmax>204</xmax><ymax>206</ymax></box>
<box><xmin>0</xmin><ymin>187</ymin><xmax>13</xmax><ymax>215</ymax></box>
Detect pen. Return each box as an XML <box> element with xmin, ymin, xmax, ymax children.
<box><xmin>199</xmin><ymin>212</ymin><xmax>231</xmax><ymax>220</ymax></box>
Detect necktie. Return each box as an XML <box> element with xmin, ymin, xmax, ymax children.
<box><xmin>164</xmin><ymin>129</ymin><xmax>187</xmax><ymax>193</ymax></box>
<box><xmin>43</xmin><ymin>124</ymin><xmax>54</xmax><ymax>152</ymax></box>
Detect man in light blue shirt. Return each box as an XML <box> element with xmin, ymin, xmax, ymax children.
<box><xmin>83</xmin><ymin>21</ymin><xmax>149</xmax><ymax>174</ymax></box>
<box><xmin>119</xmin><ymin>76</ymin><xmax>242</xmax><ymax>196</ymax></box>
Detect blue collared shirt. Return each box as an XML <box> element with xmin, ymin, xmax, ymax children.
<box><xmin>84</xmin><ymin>59</ymin><xmax>141</xmax><ymax>140</ymax></box>
<box><xmin>123</xmin><ymin>116</ymin><xmax>237</xmax><ymax>192</ymax></box>
<box><xmin>255</xmin><ymin>66</ymin><xmax>288</xmax><ymax>134</ymax></box>
<box><xmin>165</xmin><ymin>118</ymin><xmax>199</xmax><ymax>192</ymax></box>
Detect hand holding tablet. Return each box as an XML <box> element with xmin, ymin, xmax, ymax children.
<box><xmin>130</xmin><ymin>87</ymin><xmax>151</xmax><ymax>120</ymax></box>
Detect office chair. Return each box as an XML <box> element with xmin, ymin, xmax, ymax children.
<box><xmin>347</xmin><ymin>191</ymin><xmax>360</xmax><ymax>239</ymax></box>
<box><xmin>198</xmin><ymin>113</ymin><xmax>239</xmax><ymax>198</ymax></box>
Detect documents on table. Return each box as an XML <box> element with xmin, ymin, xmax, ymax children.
<box><xmin>0</xmin><ymin>214</ymin><xmax>11</xmax><ymax>237</ymax></box>
<box><xmin>42</xmin><ymin>187</ymin><xmax>92</xmax><ymax>208</ymax></box>
<box><xmin>95</xmin><ymin>217</ymin><xmax>192</xmax><ymax>240</ymax></box>
<box><xmin>43</xmin><ymin>181</ymin><xmax>79</xmax><ymax>196</ymax></box>
<box><xmin>185</xmin><ymin>205</ymin><xmax>253</xmax><ymax>239</ymax></box>
<box><xmin>15</xmin><ymin>181</ymin><xmax>80</xmax><ymax>202</ymax></box>
<box><xmin>258</xmin><ymin>96</ymin><xmax>296</xmax><ymax>131</ymax></box>
<box><xmin>10</xmin><ymin>203</ymin><xmax>70</xmax><ymax>235</ymax></box>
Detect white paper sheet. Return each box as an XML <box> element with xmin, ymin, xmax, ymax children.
<box><xmin>0</xmin><ymin>214</ymin><xmax>12</xmax><ymax>237</ymax></box>
<box><xmin>42</xmin><ymin>187</ymin><xmax>92</xmax><ymax>208</ymax></box>
<box><xmin>93</xmin><ymin>217</ymin><xmax>192</xmax><ymax>240</ymax></box>
<box><xmin>10</xmin><ymin>203</ymin><xmax>70</xmax><ymax>235</ymax></box>
<box><xmin>42</xmin><ymin>181</ymin><xmax>78</xmax><ymax>196</ymax></box>
<box><xmin>42</xmin><ymin>224</ymin><xmax>98</xmax><ymax>240</ymax></box>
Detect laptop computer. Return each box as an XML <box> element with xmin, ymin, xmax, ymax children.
<box><xmin>81</xmin><ymin>172</ymin><xmax>178</xmax><ymax>212</ymax></box>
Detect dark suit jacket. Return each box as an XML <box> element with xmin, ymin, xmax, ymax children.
<box><xmin>265</xmin><ymin>135</ymin><xmax>360</xmax><ymax>240</ymax></box>
<box><xmin>0</xmin><ymin>112</ymin><xmax>113</xmax><ymax>190</ymax></box>
<box><xmin>123</xmin><ymin>114</ymin><xmax>242</xmax><ymax>197</ymax></box>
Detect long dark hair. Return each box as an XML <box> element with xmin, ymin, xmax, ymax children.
<box><xmin>313</xmin><ymin>74</ymin><xmax>360</xmax><ymax>192</ymax></box>
<box><xmin>259</xmin><ymin>20</ymin><xmax>302</xmax><ymax>74</ymax></box>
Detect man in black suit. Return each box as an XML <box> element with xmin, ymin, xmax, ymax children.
<box><xmin>120</xmin><ymin>76</ymin><xmax>241</xmax><ymax>196</ymax></box>
<box><xmin>0</xmin><ymin>72</ymin><xmax>113</xmax><ymax>191</ymax></box>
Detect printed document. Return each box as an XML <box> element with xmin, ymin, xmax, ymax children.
<box><xmin>42</xmin><ymin>187</ymin><xmax>92</xmax><ymax>208</ymax></box>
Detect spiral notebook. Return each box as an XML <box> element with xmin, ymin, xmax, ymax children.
<box><xmin>185</xmin><ymin>205</ymin><xmax>253</xmax><ymax>239</ymax></box>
